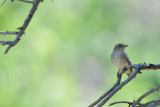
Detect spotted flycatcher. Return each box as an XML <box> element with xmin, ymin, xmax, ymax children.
<box><xmin>111</xmin><ymin>43</ymin><xmax>132</xmax><ymax>77</ymax></box>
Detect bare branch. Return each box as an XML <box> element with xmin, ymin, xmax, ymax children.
<box><xmin>97</xmin><ymin>68</ymin><xmax>139</xmax><ymax>107</ymax></box>
<box><xmin>132</xmin><ymin>85</ymin><xmax>160</xmax><ymax>107</ymax></box>
<box><xmin>89</xmin><ymin>63</ymin><xmax>160</xmax><ymax>107</ymax></box>
<box><xmin>0</xmin><ymin>0</ymin><xmax>42</xmax><ymax>54</ymax></box>
<box><xmin>109</xmin><ymin>99</ymin><xmax>160</xmax><ymax>107</ymax></box>
<box><xmin>88</xmin><ymin>67</ymin><xmax>127</xmax><ymax>107</ymax></box>
<box><xmin>89</xmin><ymin>65</ymin><xmax>136</xmax><ymax>107</ymax></box>
<box><xmin>109</xmin><ymin>101</ymin><xmax>133</xmax><ymax>106</ymax></box>
<box><xmin>0</xmin><ymin>40</ymin><xmax>12</xmax><ymax>44</ymax></box>
<box><xmin>0</xmin><ymin>31</ymin><xmax>19</xmax><ymax>35</ymax></box>
<box><xmin>109</xmin><ymin>85</ymin><xmax>160</xmax><ymax>107</ymax></box>
<box><xmin>18</xmin><ymin>0</ymin><xmax>33</xmax><ymax>4</ymax></box>
<box><xmin>1</xmin><ymin>0</ymin><xmax>7</xmax><ymax>6</ymax></box>
<box><xmin>142</xmin><ymin>100</ymin><xmax>160</xmax><ymax>107</ymax></box>
<box><xmin>88</xmin><ymin>78</ymin><xmax>121</xmax><ymax>107</ymax></box>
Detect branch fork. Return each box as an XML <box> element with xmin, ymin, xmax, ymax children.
<box><xmin>0</xmin><ymin>0</ymin><xmax>43</xmax><ymax>54</ymax></box>
<box><xmin>89</xmin><ymin>63</ymin><xmax>160</xmax><ymax>107</ymax></box>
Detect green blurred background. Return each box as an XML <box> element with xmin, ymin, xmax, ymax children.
<box><xmin>0</xmin><ymin>0</ymin><xmax>160</xmax><ymax>107</ymax></box>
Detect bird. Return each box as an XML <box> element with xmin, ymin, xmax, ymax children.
<box><xmin>111</xmin><ymin>43</ymin><xmax>132</xmax><ymax>77</ymax></box>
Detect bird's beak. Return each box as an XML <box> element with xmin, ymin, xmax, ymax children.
<box><xmin>124</xmin><ymin>45</ymin><xmax>129</xmax><ymax>47</ymax></box>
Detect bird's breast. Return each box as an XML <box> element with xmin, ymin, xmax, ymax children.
<box><xmin>111</xmin><ymin>53</ymin><xmax>129</xmax><ymax>69</ymax></box>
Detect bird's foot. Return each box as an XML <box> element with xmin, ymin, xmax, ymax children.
<box><xmin>122</xmin><ymin>67</ymin><xmax>127</xmax><ymax>71</ymax></box>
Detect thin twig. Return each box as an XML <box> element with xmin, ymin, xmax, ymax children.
<box><xmin>109</xmin><ymin>101</ymin><xmax>133</xmax><ymax>106</ymax></box>
<box><xmin>143</xmin><ymin>100</ymin><xmax>160</xmax><ymax>107</ymax></box>
<box><xmin>109</xmin><ymin>98</ymin><xmax>160</xmax><ymax>107</ymax></box>
<box><xmin>132</xmin><ymin>85</ymin><xmax>160</xmax><ymax>107</ymax></box>
<box><xmin>97</xmin><ymin>68</ymin><xmax>139</xmax><ymax>107</ymax></box>
<box><xmin>18</xmin><ymin>0</ymin><xmax>33</xmax><ymax>4</ymax></box>
<box><xmin>107</xmin><ymin>86</ymin><xmax>160</xmax><ymax>107</ymax></box>
<box><xmin>1</xmin><ymin>0</ymin><xmax>7</xmax><ymax>6</ymax></box>
<box><xmin>88</xmin><ymin>67</ymin><xmax>127</xmax><ymax>107</ymax></box>
<box><xmin>89</xmin><ymin>66</ymin><xmax>134</xmax><ymax>107</ymax></box>
<box><xmin>0</xmin><ymin>31</ymin><xmax>19</xmax><ymax>35</ymax></box>
<box><xmin>2</xmin><ymin>0</ymin><xmax>42</xmax><ymax>54</ymax></box>
<box><xmin>0</xmin><ymin>40</ymin><xmax>12</xmax><ymax>44</ymax></box>
<box><xmin>88</xmin><ymin>78</ymin><xmax>121</xmax><ymax>107</ymax></box>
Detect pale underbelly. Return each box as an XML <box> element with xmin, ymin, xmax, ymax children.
<box><xmin>112</xmin><ymin>57</ymin><xmax>129</xmax><ymax>69</ymax></box>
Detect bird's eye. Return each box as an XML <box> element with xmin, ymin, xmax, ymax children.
<box><xmin>118</xmin><ymin>45</ymin><xmax>121</xmax><ymax>47</ymax></box>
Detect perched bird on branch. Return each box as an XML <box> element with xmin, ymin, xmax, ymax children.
<box><xmin>111</xmin><ymin>43</ymin><xmax>132</xmax><ymax>77</ymax></box>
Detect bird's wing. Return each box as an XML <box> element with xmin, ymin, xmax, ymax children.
<box><xmin>122</xmin><ymin>52</ymin><xmax>132</xmax><ymax>65</ymax></box>
<box><xmin>122</xmin><ymin>52</ymin><xmax>132</xmax><ymax>73</ymax></box>
<box><xmin>111</xmin><ymin>53</ymin><xmax>114</xmax><ymax>63</ymax></box>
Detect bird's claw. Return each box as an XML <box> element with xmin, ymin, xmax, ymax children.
<box><xmin>122</xmin><ymin>67</ymin><xmax>127</xmax><ymax>71</ymax></box>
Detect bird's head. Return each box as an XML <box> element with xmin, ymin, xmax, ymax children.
<box><xmin>113</xmin><ymin>43</ymin><xmax>129</xmax><ymax>52</ymax></box>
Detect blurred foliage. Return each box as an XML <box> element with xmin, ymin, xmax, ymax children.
<box><xmin>0</xmin><ymin>0</ymin><xmax>160</xmax><ymax>107</ymax></box>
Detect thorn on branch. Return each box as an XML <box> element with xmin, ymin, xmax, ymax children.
<box><xmin>138</xmin><ymin>71</ymin><xmax>142</xmax><ymax>74</ymax></box>
<box><xmin>17</xmin><ymin>26</ymin><xmax>24</xmax><ymax>30</ymax></box>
